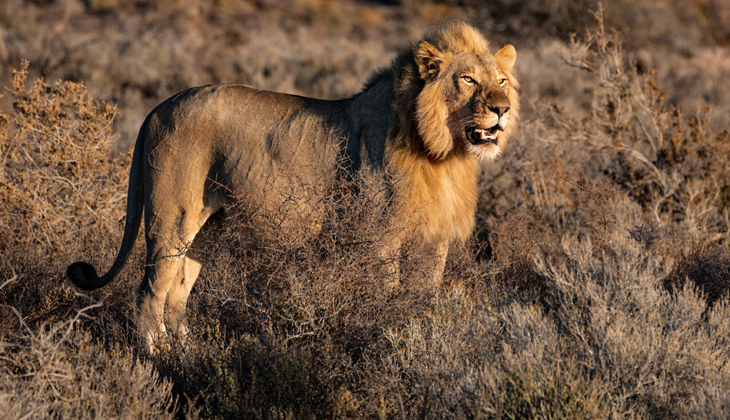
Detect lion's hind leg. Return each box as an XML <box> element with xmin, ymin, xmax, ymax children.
<box><xmin>164</xmin><ymin>207</ymin><xmax>226</xmax><ymax>349</ymax></box>
<box><xmin>136</xmin><ymin>244</ymin><xmax>184</xmax><ymax>354</ymax></box>
<box><xmin>136</xmin><ymin>207</ymin><xmax>212</xmax><ymax>353</ymax></box>
<box><xmin>164</xmin><ymin>252</ymin><xmax>204</xmax><ymax>348</ymax></box>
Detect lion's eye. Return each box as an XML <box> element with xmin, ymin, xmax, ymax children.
<box><xmin>498</xmin><ymin>77</ymin><xmax>508</xmax><ymax>87</ymax></box>
<box><xmin>461</xmin><ymin>76</ymin><xmax>475</xmax><ymax>85</ymax></box>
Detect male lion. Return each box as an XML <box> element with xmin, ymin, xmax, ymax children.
<box><xmin>67</xmin><ymin>20</ymin><xmax>519</xmax><ymax>353</ymax></box>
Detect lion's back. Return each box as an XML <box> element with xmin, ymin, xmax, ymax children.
<box><xmin>139</xmin><ymin>84</ymin><xmax>355</xmax><ymax>220</ymax></box>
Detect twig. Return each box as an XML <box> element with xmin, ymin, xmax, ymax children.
<box><xmin>0</xmin><ymin>266</ymin><xmax>18</xmax><ymax>290</ymax></box>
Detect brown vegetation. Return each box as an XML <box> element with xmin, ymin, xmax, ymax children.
<box><xmin>0</xmin><ymin>60</ymin><xmax>130</xmax><ymax>256</ymax></box>
<box><xmin>1</xmin><ymin>1</ymin><xmax>730</xmax><ymax>419</ymax></box>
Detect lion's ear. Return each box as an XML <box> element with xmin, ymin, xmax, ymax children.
<box><xmin>416</xmin><ymin>41</ymin><xmax>444</xmax><ymax>80</ymax></box>
<box><xmin>495</xmin><ymin>44</ymin><xmax>516</xmax><ymax>72</ymax></box>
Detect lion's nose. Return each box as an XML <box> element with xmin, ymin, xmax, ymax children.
<box><xmin>490</xmin><ymin>106</ymin><xmax>510</xmax><ymax>117</ymax></box>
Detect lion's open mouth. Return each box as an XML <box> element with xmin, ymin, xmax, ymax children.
<box><xmin>466</xmin><ymin>125</ymin><xmax>500</xmax><ymax>146</ymax></box>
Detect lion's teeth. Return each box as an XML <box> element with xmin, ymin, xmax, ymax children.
<box><xmin>470</xmin><ymin>128</ymin><xmax>496</xmax><ymax>143</ymax></box>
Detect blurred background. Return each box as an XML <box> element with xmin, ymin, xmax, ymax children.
<box><xmin>2</xmin><ymin>0</ymin><xmax>729</xmax><ymax>150</ymax></box>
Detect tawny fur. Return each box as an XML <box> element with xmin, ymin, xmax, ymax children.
<box><xmin>66</xmin><ymin>20</ymin><xmax>520</xmax><ymax>353</ymax></box>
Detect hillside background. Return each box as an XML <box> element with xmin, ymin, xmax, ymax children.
<box><xmin>3</xmin><ymin>0</ymin><xmax>730</xmax><ymax>147</ymax></box>
<box><xmin>2</xmin><ymin>0</ymin><xmax>730</xmax><ymax>418</ymax></box>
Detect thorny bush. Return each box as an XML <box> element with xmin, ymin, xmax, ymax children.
<box><xmin>0</xmin><ymin>60</ymin><xmax>130</xmax><ymax>257</ymax></box>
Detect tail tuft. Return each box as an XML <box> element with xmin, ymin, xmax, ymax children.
<box><xmin>67</xmin><ymin>262</ymin><xmax>103</xmax><ymax>291</ymax></box>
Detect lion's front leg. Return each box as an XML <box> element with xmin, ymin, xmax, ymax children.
<box><xmin>378</xmin><ymin>234</ymin><xmax>402</xmax><ymax>293</ymax></box>
<box><xmin>427</xmin><ymin>241</ymin><xmax>449</xmax><ymax>288</ymax></box>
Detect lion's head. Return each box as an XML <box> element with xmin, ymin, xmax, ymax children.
<box><xmin>394</xmin><ymin>21</ymin><xmax>520</xmax><ymax>162</ymax></box>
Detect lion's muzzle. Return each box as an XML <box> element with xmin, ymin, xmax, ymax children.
<box><xmin>466</xmin><ymin>108</ymin><xmax>511</xmax><ymax>146</ymax></box>
<box><xmin>466</xmin><ymin>125</ymin><xmax>499</xmax><ymax>145</ymax></box>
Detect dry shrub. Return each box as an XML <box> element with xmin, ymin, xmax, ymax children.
<box><xmin>534</xmin><ymin>233</ymin><xmax>730</xmax><ymax>418</ymax></box>
<box><xmin>482</xmin><ymin>6</ymin><xmax>730</xmax><ymax>243</ymax></box>
<box><xmin>0</xmin><ymin>61</ymin><xmax>138</xmax><ymax>350</ymax></box>
<box><xmin>0</xmin><ymin>257</ymin><xmax>76</xmax><ymax>340</ymax></box>
<box><xmin>0</xmin><ymin>63</ymin><xmax>163</xmax><ymax>419</ymax></box>
<box><xmin>193</xmin><ymin>172</ymin><xmax>407</xmax><ymax>339</ymax></box>
<box><xmin>157</xmin><ymin>163</ymin><xmax>724</xmax><ymax>418</ymax></box>
<box><xmin>159</xmin><ymin>330</ymin><xmax>334</xmax><ymax>419</ymax></box>
<box><xmin>381</xmin><ymin>281</ymin><xmax>611</xmax><ymax>419</ymax></box>
<box><xmin>0</xmin><ymin>303</ymin><xmax>176</xmax><ymax>419</ymax></box>
<box><xmin>484</xmin><ymin>209</ymin><xmax>555</xmax><ymax>303</ymax></box>
<box><xmin>456</xmin><ymin>11</ymin><xmax>730</xmax><ymax>414</ymax></box>
<box><xmin>558</xmin><ymin>6</ymin><xmax>730</xmax><ymax>239</ymax></box>
<box><xmin>383</xmin><ymin>201</ymin><xmax>730</xmax><ymax>418</ymax></box>
<box><xmin>483</xmin><ymin>171</ymin><xmax>625</xmax><ymax>308</ymax></box>
<box><xmin>0</xmin><ymin>60</ymin><xmax>130</xmax><ymax>256</ymax></box>
<box><xmin>0</xmin><ymin>252</ymin><xmax>143</xmax><ymax>357</ymax></box>
<box><xmin>533</xmin><ymin>6</ymin><xmax>730</xmax><ymax>305</ymax></box>
<box><xmin>664</xmin><ymin>238</ymin><xmax>730</xmax><ymax>308</ymax></box>
<box><xmin>154</xmin><ymin>171</ymin><xmax>439</xmax><ymax>417</ymax></box>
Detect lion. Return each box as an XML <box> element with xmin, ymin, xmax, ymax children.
<box><xmin>67</xmin><ymin>20</ymin><xmax>519</xmax><ymax>353</ymax></box>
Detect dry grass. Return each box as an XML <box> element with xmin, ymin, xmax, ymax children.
<box><xmin>1</xmin><ymin>1</ymin><xmax>730</xmax><ymax>419</ymax></box>
<box><xmin>0</xmin><ymin>60</ymin><xmax>130</xmax><ymax>256</ymax></box>
<box><xmin>0</xmin><ymin>302</ymin><xmax>176</xmax><ymax>419</ymax></box>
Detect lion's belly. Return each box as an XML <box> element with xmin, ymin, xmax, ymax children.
<box><xmin>212</xmin><ymin>120</ymin><xmax>349</xmax><ymax>241</ymax></box>
<box><xmin>222</xmin><ymin>153</ymin><xmax>330</xmax><ymax>241</ymax></box>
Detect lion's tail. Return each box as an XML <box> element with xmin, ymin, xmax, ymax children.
<box><xmin>67</xmin><ymin>129</ymin><xmax>145</xmax><ymax>291</ymax></box>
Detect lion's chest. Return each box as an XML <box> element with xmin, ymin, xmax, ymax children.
<box><xmin>395</xmin><ymin>154</ymin><xmax>480</xmax><ymax>244</ymax></box>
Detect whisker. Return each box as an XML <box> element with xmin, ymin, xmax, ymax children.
<box><xmin>457</xmin><ymin>118</ymin><xmax>475</xmax><ymax>131</ymax></box>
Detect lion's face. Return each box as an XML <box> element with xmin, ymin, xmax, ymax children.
<box><xmin>443</xmin><ymin>47</ymin><xmax>516</xmax><ymax>161</ymax></box>
<box><xmin>414</xmin><ymin>37</ymin><xmax>519</xmax><ymax>162</ymax></box>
